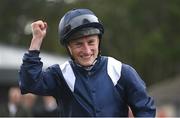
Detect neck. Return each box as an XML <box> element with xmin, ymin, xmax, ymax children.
<box><xmin>74</xmin><ymin>58</ymin><xmax>98</xmax><ymax>71</ymax></box>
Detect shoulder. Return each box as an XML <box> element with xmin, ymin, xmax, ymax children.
<box><xmin>121</xmin><ymin>63</ymin><xmax>140</xmax><ymax>79</ymax></box>
<box><xmin>106</xmin><ymin>56</ymin><xmax>122</xmax><ymax>73</ymax></box>
<box><xmin>121</xmin><ymin>63</ymin><xmax>136</xmax><ymax>75</ymax></box>
<box><xmin>59</xmin><ymin>60</ymin><xmax>72</xmax><ymax>72</ymax></box>
<box><xmin>44</xmin><ymin>61</ymin><xmax>68</xmax><ymax>75</ymax></box>
<box><xmin>46</xmin><ymin>61</ymin><xmax>73</xmax><ymax>76</ymax></box>
<box><xmin>104</xmin><ymin>56</ymin><xmax>122</xmax><ymax>85</ymax></box>
<box><xmin>101</xmin><ymin>56</ymin><xmax>122</xmax><ymax>66</ymax></box>
<box><xmin>121</xmin><ymin>63</ymin><xmax>146</xmax><ymax>88</ymax></box>
<box><xmin>47</xmin><ymin>60</ymin><xmax>70</xmax><ymax>71</ymax></box>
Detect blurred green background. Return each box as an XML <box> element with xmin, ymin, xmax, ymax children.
<box><xmin>0</xmin><ymin>0</ymin><xmax>180</xmax><ymax>116</ymax></box>
<box><xmin>1</xmin><ymin>0</ymin><xmax>180</xmax><ymax>85</ymax></box>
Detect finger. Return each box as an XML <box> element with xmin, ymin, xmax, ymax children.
<box><xmin>38</xmin><ymin>22</ymin><xmax>48</xmax><ymax>31</ymax></box>
<box><xmin>31</xmin><ymin>20</ymin><xmax>44</xmax><ymax>30</ymax></box>
<box><xmin>43</xmin><ymin>22</ymin><xmax>48</xmax><ymax>29</ymax></box>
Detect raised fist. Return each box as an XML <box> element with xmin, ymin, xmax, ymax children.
<box><xmin>29</xmin><ymin>20</ymin><xmax>48</xmax><ymax>50</ymax></box>
<box><xmin>31</xmin><ymin>20</ymin><xmax>47</xmax><ymax>40</ymax></box>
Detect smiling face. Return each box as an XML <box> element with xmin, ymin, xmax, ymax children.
<box><xmin>67</xmin><ymin>35</ymin><xmax>99</xmax><ymax>67</ymax></box>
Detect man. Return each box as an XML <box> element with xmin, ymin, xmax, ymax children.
<box><xmin>19</xmin><ymin>8</ymin><xmax>156</xmax><ymax>117</ymax></box>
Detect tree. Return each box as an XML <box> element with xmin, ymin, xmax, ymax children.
<box><xmin>1</xmin><ymin>0</ymin><xmax>180</xmax><ymax>86</ymax></box>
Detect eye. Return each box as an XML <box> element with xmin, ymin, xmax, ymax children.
<box><xmin>73</xmin><ymin>42</ymin><xmax>82</xmax><ymax>47</ymax></box>
<box><xmin>88</xmin><ymin>40</ymin><xmax>95</xmax><ymax>45</ymax></box>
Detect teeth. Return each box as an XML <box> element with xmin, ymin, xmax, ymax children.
<box><xmin>80</xmin><ymin>55</ymin><xmax>91</xmax><ymax>59</ymax></box>
<box><xmin>84</xmin><ymin>55</ymin><xmax>91</xmax><ymax>59</ymax></box>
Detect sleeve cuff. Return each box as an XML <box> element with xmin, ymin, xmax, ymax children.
<box><xmin>28</xmin><ymin>50</ymin><xmax>40</xmax><ymax>56</ymax></box>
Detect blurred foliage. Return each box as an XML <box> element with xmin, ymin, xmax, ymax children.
<box><xmin>0</xmin><ymin>0</ymin><xmax>180</xmax><ymax>85</ymax></box>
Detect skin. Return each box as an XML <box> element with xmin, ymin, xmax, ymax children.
<box><xmin>29</xmin><ymin>20</ymin><xmax>99</xmax><ymax>67</ymax></box>
<box><xmin>68</xmin><ymin>35</ymin><xmax>99</xmax><ymax>67</ymax></box>
<box><xmin>29</xmin><ymin>20</ymin><xmax>47</xmax><ymax>51</ymax></box>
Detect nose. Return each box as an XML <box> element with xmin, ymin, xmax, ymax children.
<box><xmin>82</xmin><ymin>42</ymin><xmax>91</xmax><ymax>54</ymax></box>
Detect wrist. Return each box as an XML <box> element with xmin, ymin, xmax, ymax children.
<box><xmin>29</xmin><ymin>37</ymin><xmax>43</xmax><ymax>50</ymax></box>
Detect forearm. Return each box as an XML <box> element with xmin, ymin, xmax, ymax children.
<box><xmin>29</xmin><ymin>38</ymin><xmax>43</xmax><ymax>50</ymax></box>
<box><xmin>19</xmin><ymin>50</ymin><xmax>56</xmax><ymax>96</ymax></box>
<box><xmin>121</xmin><ymin>64</ymin><xmax>156</xmax><ymax>117</ymax></box>
<box><xmin>19</xmin><ymin>50</ymin><xmax>43</xmax><ymax>92</ymax></box>
<box><xmin>29</xmin><ymin>20</ymin><xmax>47</xmax><ymax>51</ymax></box>
<box><xmin>129</xmin><ymin>90</ymin><xmax>156</xmax><ymax>117</ymax></box>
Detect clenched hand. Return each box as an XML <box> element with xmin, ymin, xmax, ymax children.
<box><xmin>29</xmin><ymin>20</ymin><xmax>48</xmax><ymax>51</ymax></box>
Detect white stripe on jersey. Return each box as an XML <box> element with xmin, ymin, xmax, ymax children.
<box><xmin>60</xmin><ymin>61</ymin><xmax>76</xmax><ymax>92</ymax></box>
<box><xmin>107</xmin><ymin>57</ymin><xmax>122</xmax><ymax>86</ymax></box>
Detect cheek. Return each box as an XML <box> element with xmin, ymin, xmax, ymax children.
<box><xmin>95</xmin><ymin>46</ymin><xmax>99</xmax><ymax>52</ymax></box>
<box><xmin>68</xmin><ymin>46</ymin><xmax>80</xmax><ymax>56</ymax></box>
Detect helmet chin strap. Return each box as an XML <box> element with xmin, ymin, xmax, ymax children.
<box><xmin>65</xmin><ymin>46</ymin><xmax>75</xmax><ymax>60</ymax></box>
<box><xmin>75</xmin><ymin>58</ymin><xmax>98</xmax><ymax>71</ymax></box>
<box><xmin>66</xmin><ymin>45</ymin><xmax>99</xmax><ymax>70</ymax></box>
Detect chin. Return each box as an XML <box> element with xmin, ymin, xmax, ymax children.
<box><xmin>80</xmin><ymin>62</ymin><xmax>93</xmax><ymax>67</ymax></box>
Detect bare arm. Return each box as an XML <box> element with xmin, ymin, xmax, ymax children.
<box><xmin>29</xmin><ymin>20</ymin><xmax>47</xmax><ymax>50</ymax></box>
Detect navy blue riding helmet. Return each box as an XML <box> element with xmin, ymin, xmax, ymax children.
<box><xmin>58</xmin><ymin>8</ymin><xmax>104</xmax><ymax>46</ymax></box>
